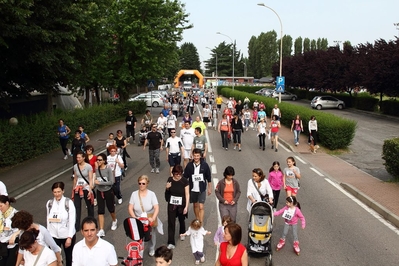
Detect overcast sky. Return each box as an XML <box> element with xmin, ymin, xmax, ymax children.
<box><xmin>179</xmin><ymin>0</ymin><xmax>399</xmax><ymax>67</ymax></box>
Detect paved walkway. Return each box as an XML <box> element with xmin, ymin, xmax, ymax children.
<box><xmin>2</xmin><ymin>107</ymin><xmax>399</xmax><ymax>229</ymax></box>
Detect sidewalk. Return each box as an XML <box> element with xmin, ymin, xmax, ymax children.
<box><xmin>2</xmin><ymin>107</ymin><xmax>399</xmax><ymax>229</ymax></box>
<box><xmin>277</xmin><ymin>126</ymin><xmax>399</xmax><ymax>228</ymax></box>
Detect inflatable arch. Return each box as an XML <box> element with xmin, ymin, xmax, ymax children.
<box><xmin>174</xmin><ymin>70</ymin><xmax>204</xmax><ymax>88</ymax></box>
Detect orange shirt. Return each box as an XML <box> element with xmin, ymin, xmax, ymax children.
<box><xmin>223</xmin><ymin>182</ymin><xmax>234</xmax><ymax>202</ymax></box>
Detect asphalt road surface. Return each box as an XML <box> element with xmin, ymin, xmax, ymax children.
<box><xmin>12</xmin><ymin>105</ymin><xmax>399</xmax><ymax>266</ymax></box>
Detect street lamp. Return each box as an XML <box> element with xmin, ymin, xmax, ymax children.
<box><xmin>216</xmin><ymin>32</ymin><xmax>235</xmax><ymax>91</ymax></box>
<box><xmin>243</xmin><ymin>62</ymin><xmax>247</xmax><ymax>77</ymax></box>
<box><xmin>257</xmin><ymin>3</ymin><xmax>283</xmax><ymax>102</ymax></box>
<box><xmin>206</xmin><ymin>47</ymin><xmax>218</xmax><ymax>85</ymax></box>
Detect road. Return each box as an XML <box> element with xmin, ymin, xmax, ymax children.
<box><xmin>11</xmin><ymin>105</ymin><xmax>399</xmax><ymax>266</ymax></box>
<box><xmin>287</xmin><ymin>99</ymin><xmax>399</xmax><ymax>181</ymax></box>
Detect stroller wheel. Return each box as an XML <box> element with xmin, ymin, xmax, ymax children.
<box><xmin>265</xmin><ymin>254</ymin><xmax>272</xmax><ymax>266</ymax></box>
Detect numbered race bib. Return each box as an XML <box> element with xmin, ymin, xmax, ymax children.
<box><xmin>170</xmin><ymin>196</ymin><xmax>183</xmax><ymax>205</ymax></box>
<box><xmin>140</xmin><ymin>212</ymin><xmax>148</xmax><ymax>218</ymax></box>
<box><xmin>192</xmin><ymin>174</ymin><xmax>204</xmax><ymax>182</ymax></box>
<box><xmin>60</xmin><ymin>132</ymin><xmax>66</xmax><ymax>137</ymax></box>
<box><xmin>195</xmin><ymin>143</ymin><xmax>203</xmax><ymax>149</ymax></box>
<box><xmin>282</xmin><ymin>209</ymin><xmax>295</xmax><ymax>221</ymax></box>
<box><xmin>77</xmin><ymin>181</ymin><xmax>84</xmax><ymax>186</ymax></box>
<box><xmin>48</xmin><ymin>212</ymin><xmax>61</xmax><ymax>223</ymax></box>
<box><xmin>127</xmin><ymin>121</ymin><xmax>132</xmax><ymax>125</ymax></box>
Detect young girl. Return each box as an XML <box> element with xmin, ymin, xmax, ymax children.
<box><xmin>268</xmin><ymin>161</ymin><xmax>284</xmax><ymax>211</ymax></box>
<box><xmin>283</xmin><ymin>157</ymin><xmax>301</xmax><ymax>197</ymax></box>
<box><xmin>274</xmin><ymin>196</ymin><xmax>306</xmax><ymax>255</ymax></box>
<box><xmin>251</xmin><ymin>107</ymin><xmax>258</xmax><ymax>131</ymax></box>
<box><xmin>180</xmin><ymin>219</ymin><xmax>211</xmax><ymax>265</ymax></box>
<box><xmin>214</xmin><ymin>215</ymin><xmax>233</xmax><ymax>247</ymax></box>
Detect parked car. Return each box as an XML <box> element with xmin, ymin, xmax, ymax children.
<box><xmin>311</xmin><ymin>96</ymin><xmax>345</xmax><ymax>110</ymax></box>
<box><xmin>263</xmin><ymin>89</ymin><xmax>274</xmax><ymax>97</ymax></box>
<box><xmin>255</xmin><ymin>88</ymin><xmax>269</xmax><ymax>95</ymax></box>
<box><xmin>128</xmin><ymin>93</ymin><xmax>164</xmax><ymax>107</ymax></box>
<box><xmin>146</xmin><ymin>90</ymin><xmax>169</xmax><ymax>99</ymax></box>
<box><xmin>271</xmin><ymin>91</ymin><xmax>298</xmax><ymax>101</ymax></box>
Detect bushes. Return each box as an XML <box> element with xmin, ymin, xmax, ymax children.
<box><xmin>0</xmin><ymin>101</ymin><xmax>146</xmax><ymax>167</ymax></box>
<box><xmin>380</xmin><ymin>99</ymin><xmax>399</xmax><ymax>116</ymax></box>
<box><xmin>218</xmin><ymin>87</ymin><xmax>357</xmax><ymax>150</ymax></box>
<box><xmin>382</xmin><ymin>138</ymin><xmax>399</xmax><ymax>181</ymax></box>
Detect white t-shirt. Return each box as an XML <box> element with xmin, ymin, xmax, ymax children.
<box><xmin>165</xmin><ymin>136</ymin><xmax>183</xmax><ymax>154</ymax></box>
<box><xmin>246</xmin><ymin>179</ymin><xmax>273</xmax><ymax>212</ymax></box>
<box><xmin>24</xmin><ymin>246</ymin><xmax>57</xmax><ymax>266</ymax></box>
<box><xmin>180</xmin><ymin>128</ymin><xmax>196</xmax><ymax>150</ymax></box>
<box><xmin>129</xmin><ymin>190</ymin><xmax>159</xmax><ymax>216</ymax></box>
<box><xmin>0</xmin><ymin>181</ymin><xmax>8</xmax><ymax>196</ymax></box>
<box><xmin>185</xmin><ymin>227</ymin><xmax>208</xmax><ymax>253</ymax></box>
<box><xmin>157</xmin><ymin>117</ymin><xmax>167</xmax><ymax>128</ymax></box>
<box><xmin>244</xmin><ymin>111</ymin><xmax>251</xmax><ymax>120</ymax></box>
<box><xmin>72</xmin><ymin>237</ymin><xmax>118</xmax><ymax>266</ymax></box>
<box><xmin>203</xmin><ymin>108</ymin><xmax>211</xmax><ymax>118</ymax></box>
<box><xmin>107</xmin><ymin>154</ymin><xmax>123</xmax><ymax>176</ymax></box>
<box><xmin>258</xmin><ymin>122</ymin><xmax>267</xmax><ymax>134</ymax></box>
<box><xmin>167</xmin><ymin>115</ymin><xmax>177</xmax><ymax>128</ymax></box>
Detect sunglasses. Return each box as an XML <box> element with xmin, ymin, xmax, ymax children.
<box><xmin>110</xmin><ymin>150</ymin><xmax>117</xmax><ymax>152</ymax></box>
<box><xmin>96</xmin><ymin>159</ymin><xmax>103</xmax><ymax>161</ymax></box>
<box><xmin>138</xmin><ymin>182</ymin><xmax>147</xmax><ymax>185</ymax></box>
<box><xmin>171</xmin><ymin>132</ymin><xmax>176</xmax><ymax>133</ymax></box>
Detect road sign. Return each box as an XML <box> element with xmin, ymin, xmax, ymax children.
<box><xmin>276</xmin><ymin>76</ymin><xmax>285</xmax><ymax>93</ymax></box>
<box><xmin>147</xmin><ymin>80</ymin><xmax>155</xmax><ymax>88</ymax></box>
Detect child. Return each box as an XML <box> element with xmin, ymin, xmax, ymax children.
<box><xmin>243</xmin><ymin>108</ymin><xmax>251</xmax><ymax>131</ymax></box>
<box><xmin>180</xmin><ymin>219</ymin><xmax>211</xmax><ymax>265</ymax></box>
<box><xmin>155</xmin><ymin>245</ymin><xmax>173</xmax><ymax>265</ymax></box>
<box><xmin>214</xmin><ymin>215</ymin><xmax>232</xmax><ymax>247</ymax></box>
<box><xmin>283</xmin><ymin>157</ymin><xmax>301</xmax><ymax>197</ymax></box>
<box><xmin>274</xmin><ymin>196</ymin><xmax>306</xmax><ymax>255</ymax></box>
<box><xmin>268</xmin><ymin>161</ymin><xmax>284</xmax><ymax>211</ymax></box>
<box><xmin>252</xmin><ymin>108</ymin><xmax>258</xmax><ymax>130</ymax></box>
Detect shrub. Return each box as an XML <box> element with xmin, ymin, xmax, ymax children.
<box><xmin>382</xmin><ymin>138</ymin><xmax>399</xmax><ymax>181</ymax></box>
<box><xmin>380</xmin><ymin>99</ymin><xmax>399</xmax><ymax>116</ymax></box>
<box><xmin>0</xmin><ymin>101</ymin><xmax>146</xmax><ymax>167</ymax></box>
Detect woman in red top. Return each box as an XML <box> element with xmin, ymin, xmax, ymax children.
<box><xmin>218</xmin><ymin>114</ymin><xmax>231</xmax><ymax>150</ymax></box>
<box><xmin>216</xmin><ymin>223</ymin><xmax>248</xmax><ymax>266</ymax></box>
<box><xmin>270</xmin><ymin>115</ymin><xmax>281</xmax><ymax>152</ymax></box>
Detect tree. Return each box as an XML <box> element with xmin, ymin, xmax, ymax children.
<box><xmin>303</xmin><ymin>38</ymin><xmax>311</xmax><ymax>52</ymax></box>
<box><xmin>179</xmin><ymin>42</ymin><xmax>201</xmax><ymax>70</ymax></box>
<box><xmin>294</xmin><ymin>37</ymin><xmax>303</xmax><ymax>55</ymax></box>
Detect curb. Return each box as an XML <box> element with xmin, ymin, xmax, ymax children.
<box><xmin>341</xmin><ymin>183</ymin><xmax>399</xmax><ymax>229</ymax></box>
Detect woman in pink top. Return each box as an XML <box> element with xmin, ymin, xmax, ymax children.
<box><xmin>274</xmin><ymin>196</ymin><xmax>306</xmax><ymax>255</ymax></box>
<box><xmin>251</xmin><ymin>108</ymin><xmax>258</xmax><ymax>130</ymax></box>
<box><xmin>268</xmin><ymin>161</ymin><xmax>284</xmax><ymax>210</ymax></box>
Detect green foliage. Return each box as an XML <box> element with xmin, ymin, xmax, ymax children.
<box><xmin>354</xmin><ymin>93</ymin><xmax>379</xmax><ymax>111</ymax></box>
<box><xmin>380</xmin><ymin>99</ymin><xmax>399</xmax><ymax>116</ymax></box>
<box><xmin>179</xmin><ymin>43</ymin><xmax>201</xmax><ymax>71</ymax></box>
<box><xmin>218</xmin><ymin>87</ymin><xmax>357</xmax><ymax>150</ymax></box>
<box><xmin>382</xmin><ymin>138</ymin><xmax>399</xmax><ymax>181</ymax></box>
<box><xmin>0</xmin><ymin>101</ymin><xmax>146</xmax><ymax>167</ymax></box>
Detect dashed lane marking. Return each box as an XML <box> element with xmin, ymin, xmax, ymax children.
<box><xmin>294</xmin><ymin>155</ymin><xmax>307</xmax><ymax>165</ymax></box>
<box><xmin>310</xmin><ymin>167</ymin><xmax>324</xmax><ymax>176</ymax></box>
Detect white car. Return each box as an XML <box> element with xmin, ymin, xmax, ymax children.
<box><xmin>128</xmin><ymin>93</ymin><xmax>164</xmax><ymax>107</ymax></box>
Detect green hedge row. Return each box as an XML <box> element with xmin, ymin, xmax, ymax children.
<box><xmin>0</xmin><ymin>101</ymin><xmax>146</xmax><ymax>167</ymax></box>
<box><xmin>218</xmin><ymin>86</ymin><xmax>357</xmax><ymax>150</ymax></box>
<box><xmin>380</xmin><ymin>100</ymin><xmax>399</xmax><ymax>116</ymax></box>
<box><xmin>382</xmin><ymin>138</ymin><xmax>399</xmax><ymax>181</ymax></box>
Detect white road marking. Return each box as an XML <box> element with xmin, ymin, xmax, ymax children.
<box><xmin>209</xmin><ymin>155</ymin><xmax>215</xmax><ymax>163</ymax></box>
<box><xmin>325</xmin><ymin>178</ymin><xmax>399</xmax><ymax>236</ymax></box>
<box><xmin>280</xmin><ymin>144</ymin><xmax>291</xmax><ymax>153</ymax></box>
<box><xmin>310</xmin><ymin>167</ymin><xmax>324</xmax><ymax>176</ymax></box>
<box><xmin>294</xmin><ymin>155</ymin><xmax>307</xmax><ymax>165</ymax></box>
<box><xmin>213</xmin><ymin>177</ymin><xmax>221</xmax><ymax>261</ymax></box>
<box><xmin>212</xmin><ymin>164</ymin><xmax>217</xmax><ymax>175</ymax></box>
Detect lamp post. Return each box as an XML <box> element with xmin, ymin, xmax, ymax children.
<box><xmin>243</xmin><ymin>62</ymin><xmax>247</xmax><ymax>77</ymax></box>
<box><xmin>216</xmin><ymin>32</ymin><xmax>235</xmax><ymax>91</ymax></box>
<box><xmin>257</xmin><ymin>3</ymin><xmax>283</xmax><ymax>102</ymax></box>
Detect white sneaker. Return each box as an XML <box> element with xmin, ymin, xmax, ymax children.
<box><xmin>233</xmin><ymin>146</ymin><xmax>236</xmax><ymax>150</ymax></box>
<box><xmin>151</xmin><ymin>168</ymin><xmax>155</xmax><ymax>173</ymax></box>
<box><xmin>97</xmin><ymin>229</ymin><xmax>105</xmax><ymax>237</ymax></box>
<box><xmin>156</xmin><ymin>168</ymin><xmax>160</xmax><ymax>174</ymax></box>
<box><xmin>111</xmin><ymin>219</ymin><xmax>118</xmax><ymax>230</ymax></box>
<box><xmin>118</xmin><ymin>198</ymin><xmax>123</xmax><ymax>205</ymax></box>
<box><xmin>148</xmin><ymin>249</ymin><xmax>155</xmax><ymax>257</ymax></box>
<box><xmin>63</xmin><ymin>155</ymin><xmax>68</xmax><ymax>160</ymax></box>
<box><xmin>67</xmin><ymin>149</ymin><xmax>71</xmax><ymax>156</ymax></box>
<box><xmin>167</xmin><ymin>244</ymin><xmax>175</xmax><ymax>249</ymax></box>
<box><xmin>200</xmin><ymin>256</ymin><xmax>206</xmax><ymax>263</ymax></box>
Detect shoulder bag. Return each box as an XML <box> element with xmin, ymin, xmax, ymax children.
<box><xmin>138</xmin><ymin>192</ymin><xmax>158</xmax><ymax>227</ymax></box>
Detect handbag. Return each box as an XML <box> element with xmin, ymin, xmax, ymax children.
<box><xmin>252</xmin><ymin>180</ymin><xmax>269</xmax><ymax>203</ymax></box>
<box><xmin>138</xmin><ymin>193</ymin><xmax>158</xmax><ymax>227</ymax></box>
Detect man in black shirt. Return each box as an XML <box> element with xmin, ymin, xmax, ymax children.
<box><xmin>125</xmin><ymin>110</ymin><xmax>137</xmax><ymax>143</ymax></box>
<box><xmin>143</xmin><ymin>124</ymin><xmax>164</xmax><ymax>173</ymax></box>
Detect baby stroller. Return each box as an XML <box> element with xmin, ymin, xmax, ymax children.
<box><xmin>138</xmin><ymin>129</ymin><xmax>148</xmax><ymax>146</ymax></box>
<box><xmin>119</xmin><ymin>217</ymin><xmax>152</xmax><ymax>266</ymax></box>
<box><xmin>247</xmin><ymin>201</ymin><xmax>274</xmax><ymax>266</ymax></box>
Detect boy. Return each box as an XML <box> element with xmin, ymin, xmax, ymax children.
<box><xmin>155</xmin><ymin>245</ymin><xmax>173</xmax><ymax>265</ymax></box>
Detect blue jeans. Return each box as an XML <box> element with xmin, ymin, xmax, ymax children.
<box><xmin>294</xmin><ymin>130</ymin><xmax>301</xmax><ymax>143</ymax></box>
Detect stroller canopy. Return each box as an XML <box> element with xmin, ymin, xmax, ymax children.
<box><xmin>123</xmin><ymin>217</ymin><xmax>145</xmax><ymax>241</ymax></box>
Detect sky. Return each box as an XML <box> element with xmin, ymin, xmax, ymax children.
<box><xmin>179</xmin><ymin>0</ymin><xmax>399</xmax><ymax>69</ymax></box>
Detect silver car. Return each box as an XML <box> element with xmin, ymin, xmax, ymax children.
<box><xmin>311</xmin><ymin>96</ymin><xmax>345</xmax><ymax>110</ymax></box>
<box><xmin>128</xmin><ymin>93</ymin><xmax>164</xmax><ymax>107</ymax></box>
<box><xmin>271</xmin><ymin>91</ymin><xmax>298</xmax><ymax>101</ymax></box>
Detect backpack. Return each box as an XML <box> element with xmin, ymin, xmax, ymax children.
<box><xmin>47</xmin><ymin>198</ymin><xmax>70</xmax><ymax>213</ymax></box>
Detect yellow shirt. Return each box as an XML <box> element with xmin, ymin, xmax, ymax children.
<box><xmin>216</xmin><ymin>97</ymin><xmax>223</xmax><ymax>105</ymax></box>
<box><xmin>191</xmin><ymin>121</ymin><xmax>207</xmax><ymax>134</ymax></box>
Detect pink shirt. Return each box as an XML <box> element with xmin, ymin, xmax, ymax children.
<box><xmin>274</xmin><ymin>206</ymin><xmax>306</xmax><ymax>228</ymax></box>
<box><xmin>268</xmin><ymin>170</ymin><xmax>284</xmax><ymax>190</ymax></box>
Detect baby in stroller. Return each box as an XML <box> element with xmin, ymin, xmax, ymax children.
<box><xmin>138</xmin><ymin>126</ymin><xmax>148</xmax><ymax>146</ymax></box>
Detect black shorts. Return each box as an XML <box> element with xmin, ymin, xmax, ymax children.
<box><xmin>190</xmin><ymin>191</ymin><xmax>206</xmax><ymax>203</ymax></box>
<box><xmin>168</xmin><ymin>153</ymin><xmax>181</xmax><ymax>166</ymax></box>
<box><xmin>203</xmin><ymin>117</ymin><xmax>210</xmax><ymax>123</ymax></box>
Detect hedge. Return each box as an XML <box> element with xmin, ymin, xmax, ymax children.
<box><xmin>382</xmin><ymin>138</ymin><xmax>399</xmax><ymax>181</ymax></box>
<box><xmin>218</xmin><ymin>86</ymin><xmax>357</xmax><ymax>150</ymax></box>
<box><xmin>0</xmin><ymin>101</ymin><xmax>146</xmax><ymax>167</ymax></box>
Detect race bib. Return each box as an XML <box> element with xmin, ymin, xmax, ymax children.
<box><xmin>77</xmin><ymin>181</ymin><xmax>84</xmax><ymax>186</ymax></box>
<box><xmin>170</xmin><ymin>196</ymin><xmax>183</xmax><ymax>205</ymax></box>
<box><xmin>140</xmin><ymin>212</ymin><xmax>148</xmax><ymax>218</ymax></box>
<box><xmin>192</xmin><ymin>174</ymin><xmax>204</xmax><ymax>182</ymax></box>
<box><xmin>282</xmin><ymin>209</ymin><xmax>294</xmax><ymax>220</ymax></box>
<box><xmin>126</xmin><ymin>121</ymin><xmax>132</xmax><ymax>125</ymax></box>
<box><xmin>48</xmin><ymin>212</ymin><xmax>61</xmax><ymax>223</ymax></box>
<box><xmin>195</xmin><ymin>143</ymin><xmax>203</xmax><ymax>149</ymax></box>
<box><xmin>60</xmin><ymin>132</ymin><xmax>66</xmax><ymax>137</ymax></box>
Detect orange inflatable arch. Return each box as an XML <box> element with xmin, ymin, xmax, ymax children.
<box><xmin>174</xmin><ymin>70</ymin><xmax>204</xmax><ymax>88</ymax></box>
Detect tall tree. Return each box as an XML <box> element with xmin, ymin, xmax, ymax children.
<box><xmin>179</xmin><ymin>42</ymin><xmax>201</xmax><ymax>70</ymax></box>
<box><xmin>303</xmin><ymin>38</ymin><xmax>311</xmax><ymax>52</ymax></box>
<box><xmin>294</xmin><ymin>37</ymin><xmax>303</xmax><ymax>55</ymax></box>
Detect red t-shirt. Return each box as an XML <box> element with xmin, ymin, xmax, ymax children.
<box><xmin>219</xmin><ymin>242</ymin><xmax>246</xmax><ymax>266</ymax></box>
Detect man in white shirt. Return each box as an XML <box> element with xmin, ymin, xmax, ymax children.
<box><xmin>165</xmin><ymin>129</ymin><xmax>185</xmax><ymax>176</ymax></box>
<box><xmin>271</xmin><ymin>104</ymin><xmax>282</xmax><ymax>121</ymax></box>
<box><xmin>166</xmin><ymin>110</ymin><xmax>177</xmax><ymax>137</ymax></box>
<box><xmin>180</xmin><ymin>121</ymin><xmax>196</xmax><ymax>169</ymax></box>
<box><xmin>72</xmin><ymin>217</ymin><xmax>118</xmax><ymax>266</ymax></box>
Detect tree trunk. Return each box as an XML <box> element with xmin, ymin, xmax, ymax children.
<box><xmin>47</xmin><ymin>89</ymin><xmax>54</xmax><ymax>115</ymax></box>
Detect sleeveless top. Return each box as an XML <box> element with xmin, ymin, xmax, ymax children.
<box><xmin>58</xmin><ymin>125</ymin><xmax>69</xmax><ymax>139</ymax></box>
<box><xmin>219</xmin><ymin>242</ymin><xmax>246</xmax><ymax>266</ymax></box>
